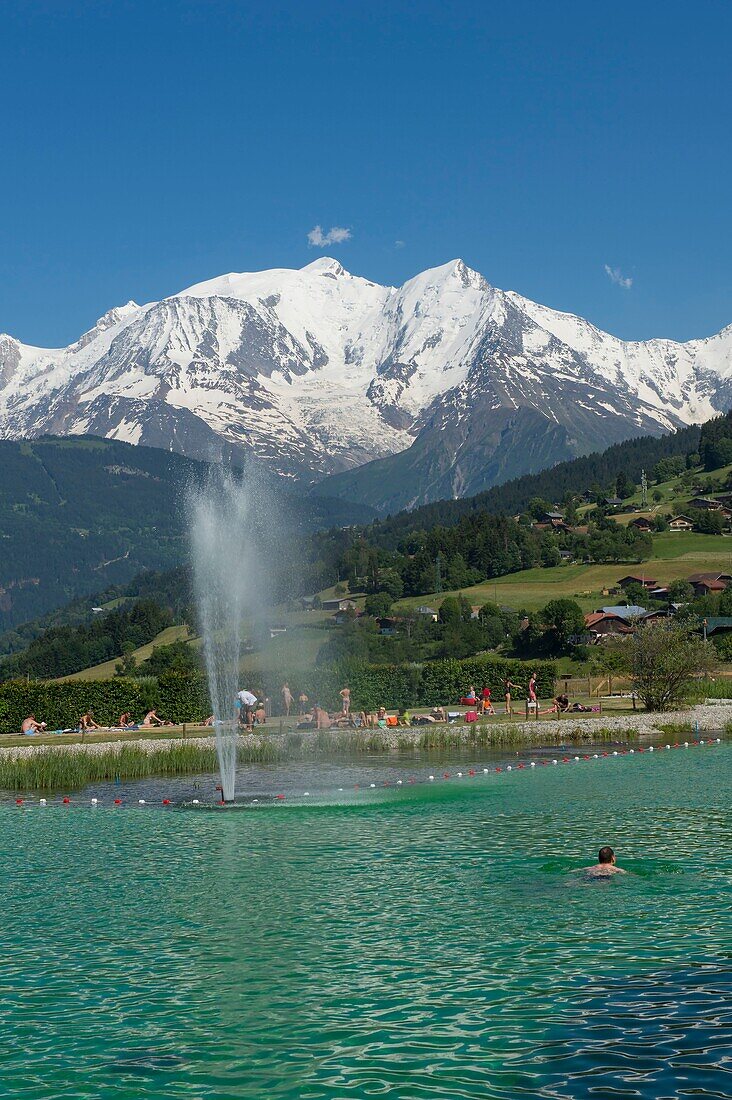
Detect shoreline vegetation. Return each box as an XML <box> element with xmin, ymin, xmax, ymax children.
<box><xmin>0</xmin><ymin>705</ymin><xmax>729</xmax><ymax>791</ymax></box>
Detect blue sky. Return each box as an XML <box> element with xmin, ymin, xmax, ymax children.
<box><xmin>2</xmin><ymin>0</ymin><xmax>730</xmax><ymax>346</ymax></box>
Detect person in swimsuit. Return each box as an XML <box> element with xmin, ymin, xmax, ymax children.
<box><xmin>21</xmin><ymin>714</ymin><xmax>46</xmax><ymax>735</ymax></box>
<box><xmin>582</xmin><ymin>846</ymin><xmax>626</xmax><ymax>878</ymax></box>
<box><xmin>281</xmin><ymin>683</ymin><xmax>293</xmax><ymax>717</ymax></box>
<box><xmin>339</xmin><ymin>686</ymin><xmax>351</xmax><ymax>715</ymax></box>
<box><xmin>528</xmin><ymin>673</ymin><xmax>538</xmax><ymax>710</ymax></box>
<box><xmin>503</xmin><ymin>678</ymin><xmax>521</xmax><ymax>716</ymax></box>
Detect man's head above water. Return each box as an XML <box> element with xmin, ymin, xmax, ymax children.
<box><xmin>598</xmin><ymin>846</ymin><xmax>616</xmax><ymax>865</ymax></box>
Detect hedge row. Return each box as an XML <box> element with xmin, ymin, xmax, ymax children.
<box><xmin>0</xmin><ymin>658</ymin><xmax>557</xmax><ymax>732</ymax></box>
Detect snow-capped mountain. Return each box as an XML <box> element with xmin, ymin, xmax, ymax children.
<box><xmin>1</xmin><ymin>257</ymin><xmax>730</xmax><ymax>508</ymax></box>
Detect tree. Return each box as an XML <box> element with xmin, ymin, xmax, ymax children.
<box><xmin>364</xmin><ymin>592</ymin><xmax>393</xmax><ymax>618</ymax></box>
<box><xmin>616</xmin><ymin>471</ymin><xmax>634</xmax><ymax>499</ymax></box>
<box><xmin>621</xmin><ymin>581</ymin><xmax>649</xmax><ymax>607</ymax></box>
<box><xmin>653</xmin><ymin>456</ymin><xmax>685</xmax><ymax>483</ymax></box>
<box><xmin>614</xmin><ymin>620</ymin><xmax>715</xmax><ymax>710</ymax></box>
<box><xmin>718</xmin><ymin>586</ymin><xmax>732</xmax><ymax>616</ymax></box>
<box><xmin>540</xmin><ymin>599</ymin><xmax>585</xmax><ymax>651</ymax></box>
<box><xmin>668</xmin><ymin>579</ymin><xmax>694</xmax><ymax>603</ymax></box>
<box><xmin>528</xmin><ymin>497</ymin><xmax>555</xmax><ymax>520</ymax></box>
<box><xmin>702</xmin><ymin>437</ymin><xmax>732</xmax><ymax>471</ymax></box>
<box><xmin>686</xmin><ymin>452</ymin><xmax>701</xmax><ymax>469</ymax></box>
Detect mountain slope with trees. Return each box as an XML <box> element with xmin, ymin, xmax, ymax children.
<box><xmin>0</xmin><ymin>436</ymin><xmax>373</xmax><ymax>631</ymax></box>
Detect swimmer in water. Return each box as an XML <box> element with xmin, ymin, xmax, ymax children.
<box><xmin>582</xmin><ymin>846</ymin><xmax>626</xmax><ymax>878</ymax></box>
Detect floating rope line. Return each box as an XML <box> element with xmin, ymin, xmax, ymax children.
<box><xmin>6</xmin><ymin>737</ymin><xmax>725</xmax><ymax>807</ymax></box>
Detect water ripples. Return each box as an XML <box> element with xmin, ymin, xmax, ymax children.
<box><xmin>0</xmin><ymin>745</ymin><xmax>729</xmax><ymax>1097</ymax></box>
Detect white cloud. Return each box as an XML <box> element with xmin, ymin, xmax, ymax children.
<box><xmin>604</xmin><ymin>264</ymin><xmax>633</xmax><ymax>290</ymax></box>
<box><xmin>307</xmin><ymin>225</ymin><xmax>352</xmax><ymax>248</ymax></box>
<box><xmin>394</xmin><ymin>239</ymin><xmax>405</xmax><ymax>249</ymax></box>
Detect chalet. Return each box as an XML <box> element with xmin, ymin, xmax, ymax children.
<box><xmin>415</xmin><ymin>605</ymin><xmax>438</xmax><ymax>620</ymax></box>
<box><xmin>600</xmin><ymin>605</ymin><xmax>647</xmax><ymax>620</ymax></box>
<box><xmin>558</xmin><ymin>549</ymin><xmax>574</xmax><ymax>561</ymax></box>
<box><xmin>669</xmin><ymin>515</ymin><xmax>694</xmax><ymax>531</ymax></box>
<box><xmin>332</xmin><ymin>607</ymin><xmax>361</xmax><ymax>624</ymax></box>
<box><xmin>377</xmin><ymin>617</ymin><xmax>398</xmax><ymax>636</ymax></box>
<box><xmin>616</xmin><ymin>574</ymin><xmax>658</xmax><ymax>590</ymax></box>
<box><xmin>689</xmin><ymin>497</ymin><xmax>724</xmax><ymax>511</ymax></box>
<box><xmin>687</xmin><ymin>573</ymin><xmax>731</xmax><ymax>597</ymax></box>
<box><xmin>322</xmin><ymin>597</ymin><xmax>357</xmax><ymax>612</ymax></box>
<box><xmin>604</xmin><ymin>497</ymin><xmax>623</xmax><ymax>508</ymax></box>
<box><xmin>538</xmin><ymin>510</ymin><xmax>565</xmax><ymax>523</ymax></box>
<box><xmin>629</xmin><ymin>516</ymin><xmax>653</xmax><ymax>532</ymax></box>
<box><xmin>584</xmin><ymin>612</ymin><xmax>634</xmax><ymax>639</ymax></box>
<box><xmin>535</xmin><ymin>518</ymin><xmax>571</xmax><ymax>533</ymax></box>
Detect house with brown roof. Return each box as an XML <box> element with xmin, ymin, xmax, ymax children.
<box><xmin>584</xmin><ymin>612</ymin><xmax>634</xmax><ymax>640</ymax></box>
<box><xmin>617</xmin><ymin>574</ymin><xmax>657</xmax><ymax>589</ymax></box>
<box><xmin>687</xmin><ymin>573</ymin><xmax>732</xmax><ymax>597</ymax></box>
<box><xmin>629</xmin><ymin>516</ymin><xmax>654</xmax><ymax>531</ymax></box>
<box><xmin>669</xmin><ymin>515</ymin><xmax>694</xmax><ymax>531</ymax></box>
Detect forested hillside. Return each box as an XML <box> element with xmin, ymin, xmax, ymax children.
<box><xmin>0</xmin><ymin>436</ymin><xmax>373</xmax><ymax>631</ymax></box>
<box><xmin>365</xmin><ymin>423</ymin><xmax>702</xmax><ymax>541</ymax></box>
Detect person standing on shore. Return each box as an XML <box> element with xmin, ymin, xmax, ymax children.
<box><xmin>340</xmin><ymin>686</ymin><xmax>351</xmax><ymax>716</ymax></box>
<box><xmin>281</xmin><ymin>682</ymin><xmax>293</xmax><ymax>717</ymax></box>
<box><xmin>503</xmin><ymin>678</ymin><xmax>522</xmax><ymax>716</ymax></box>
<box><xmin>236</xmin><ymin>689</ymin><xmax>258</xmax><ymax>731</ymax></box>
<box><xmin>528</xmin><ymin>673</ymin><xmax>538</xmax><ymax>710</ymax></box>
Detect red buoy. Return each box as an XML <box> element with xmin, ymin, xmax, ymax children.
<box><xmin>62</xmin><ymin>797</ymin><xmax>70</xmax><ymax>804</ymax></box>
<box><xmin>114</xmin><ymin>798</ymin><xmax>122</xmax><ymax>805</ymax></box>
<box><xmin>162</xmin><ymin>799</ymin><xmax>171</xmax><ymax>805</ymax></box>
<box><xmin>15</xmin><ymin>799</ymin><xmax>23</xmax><ymax>805</ymax></box>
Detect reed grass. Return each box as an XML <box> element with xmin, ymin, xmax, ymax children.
<box><xmin>0</xmin><ymin>737</ymin><xmax>291</xmax><ymax>791</ymax></box>
<box><xmin>414</xmin><ymin>723</ymin><xmax>628</xmax><ymax>748</ymax></box>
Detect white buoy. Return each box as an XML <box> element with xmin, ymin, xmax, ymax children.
<box><xmin>717</xmin><ymin>738</ymin><xmax>722</xmax><ymax>743</ymax></box>
<box><xmin>138</xmin><ymin>799</ymin><xmax>146</xmax><ymax>804</ymax></box>
<box><xmin>700</xmin><ymin>739</ymin><xmax>705</xmax><ymax>745</ymax></box>
<box><xmin>649</xmin><ymin>746</ymin><xmax>654</xmax><ymax>752</ymax></box>
<box><xmin>666</xmin><ymin>744</ymin><xmax>671</xmax><ymax>750</ymax></box>
<box><xmin>91</xmin><ymin>798</ymin><xmax>98</xmax><ymax>805</ymax></box>
<box><xmin>370</xmin><ymin>783</ymin><xmax>376</xmax><ymax>788</ymax></box>
<box><xmin>613</xmin><ymin>751</ymin><xmax>618</xmax><ymax>756</ymax></box>
<box><xmin>396</xmin><ymin>780</ymin><xmax>403</xmax><ymax>785</ymax></box>
<box><xmin>457</xmin><ymin>771</ymin><xmax>463</xmax><ymax>777</ymax></box>
<box><xmin>304</xmin><ymin>792</ymin><xmax>310</xmax><ymax>796</ymax></box>
<box><xmin>39</xmin><ymin>797</ymin><xmax>47</xmax><ymax>805</ymax></box>
<box><xmin>507</xmin><ymin>765</ymin><xmax>512</xmax><ymax>771</ymax></box>
<box><xmin>574</xmin><ymin>756</ymin><xmax>580</xmax><ymax>761</ymax></box>
<box><xmin>629</xmin><ymin>749</ymin><xmax>634</xmax><ymax>754</ymax></box>
<box><xmin>684</xmin><ymin>742</ymin><xmax>689</xmax><ymax>747</ymax></box>
<box><xmin>552</xmin><ymin>759</ymin><xmax>558</xmax><ymax>765</ymax></box>
<box><xmin>192</xmin><ymin>799</ymin><xmax>200</xmax><ymax>804</ymax></box>
<box><xmin>483</xmin><ymin>768</ymin><xmax>489</xmax><ymax>773</ymax></box>
<box><xmin>429</xmin><ymin>775</ymin><xmax>435</xmax><ymax>781</ymax></box>
<box><xmin>252</xmin><ymin>798</ymin><xmax>259</xmax><ymax>804</ymax></box>
<box><xmin>530</xmin><ymin>761</ymin><xmax>536</xmax><ymax>767</ymax></box>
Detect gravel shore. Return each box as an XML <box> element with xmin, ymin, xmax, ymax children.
<box><xmin>1</xmin><ymin>704</ymin><xmax>729</xmax><ymax>762</ymax></box>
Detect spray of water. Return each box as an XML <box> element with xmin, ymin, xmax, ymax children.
<box><xmin>188</xmin><ymin>465</ymin><xmax>269</xmax><ymax>801</ymax></box>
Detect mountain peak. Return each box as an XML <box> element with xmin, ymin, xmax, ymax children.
<box><xmin>301</xmin><ymin>257</ymin><xmax>348</xmax><ymax>277</ymax></box>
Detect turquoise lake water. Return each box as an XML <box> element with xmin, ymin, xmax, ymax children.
<box><xmin>1</xmin><ymin>744</ymin><xmax>730</xmax><ymax>1098</ymax></box>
